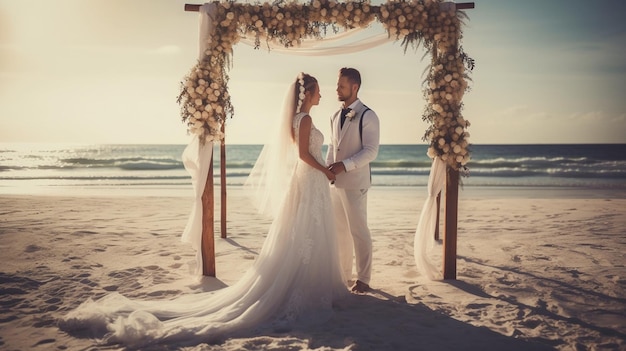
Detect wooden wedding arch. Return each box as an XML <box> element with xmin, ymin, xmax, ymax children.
<box><xmin>181</xmin><ymin>0</ymin><xmax>474</xmax><ymax>280</ymax></box>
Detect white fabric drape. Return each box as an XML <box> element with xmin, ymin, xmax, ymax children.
<box><xmin>198</xmin><ymin>3</ymin><xmax>217</xmax><ymax>58</ymax></box>
<box><xmin>239</xmin><ymin>29</ymin><xmax>394</xmax><ymax>56</ymax></box>
<box><xmin>413</xmin><ymin>157</ymin><xmax>447</xmax><ymax>280</ymax></box>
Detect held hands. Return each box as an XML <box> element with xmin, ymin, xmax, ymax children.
<box><xmin>325</xmin><ymin>169</ymin><xmax>336</xmax><ymax>182</ymax></box>
<box><xmin>327</xmin><ymin>162</ymin><xmax>345</xmax><ymax>184</ymax></box>
<box><xmin>328</xmin><ymin>162</ymin><xmax>346</xmax><ymax>175</ymax></box>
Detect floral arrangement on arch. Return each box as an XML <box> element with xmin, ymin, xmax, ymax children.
<box><xmin>177</xmin><ymin>0</ymin><xmax>474</xmax><ymax>170</ymax></box>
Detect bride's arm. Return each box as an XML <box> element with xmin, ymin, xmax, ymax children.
<box><xmin>298</xmin><ymin>115</ymin><xmax>336</xmax><ymax>181</ymax></box>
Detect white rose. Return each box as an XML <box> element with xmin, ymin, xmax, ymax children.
<box><xmin>455</xmin><ymin>126</ymin><xmax>463</xmax><ymax>135</ymax></box>
<box><xmin>427</xmin><ymin>146</ymin><xmax>437</xmax><ymax>158</ymax></box>
<box><xmin>194</xmin><ymin>99</ymin><xmax>203</xmax><ymax>106</ymax></box>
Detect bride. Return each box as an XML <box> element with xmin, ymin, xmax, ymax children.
<box><xmin>59</xmin><ymin>73</ymin><xmax>348</xmax><ymax>347</ymax></box>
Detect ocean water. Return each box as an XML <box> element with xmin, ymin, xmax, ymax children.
<box><xmin>1</xmin><ymin>143</ymin><xmax>625</xmax><ymax>195</ymax></box>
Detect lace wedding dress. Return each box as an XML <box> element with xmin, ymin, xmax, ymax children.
<box><xmin>59</xmin><ymin>113</ymin><xmax>347</xmax><ymax>348</ymax></box>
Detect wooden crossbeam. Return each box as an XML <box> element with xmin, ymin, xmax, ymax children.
<box><xmin>185</xmin><ymin>2</ymin><xmax>475</xmax><ymax>12</ymax></box>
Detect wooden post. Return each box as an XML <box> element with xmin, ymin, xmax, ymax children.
<box><xmin>201</xmin><ymin>154</ymin><xmax>216</xmax><ymax>276</ymax></box>
<box><xmin>220</xmin><ymin>124</ymin><xmax>227</xmax><ymax>239</ymax></box>
<box><xmin>434</xmin><ymin>192</ymin><xmax>441</xmax><ymax>241</ymax></box>
<box><xmin>443</xmin><ymin>167</ymin><xmax>459</xmax><ymax>279</ymax></box>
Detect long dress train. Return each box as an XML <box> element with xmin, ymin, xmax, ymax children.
<box><xmin>59</xmin><ymin>113</ymin><xmax>347</xmax><ymax>348</ymax></box>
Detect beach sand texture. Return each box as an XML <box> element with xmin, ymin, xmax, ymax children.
<box><xmin>0</xmin><ymin>187</ymin><xmax>625</xmax><ymax>350</ymax></box>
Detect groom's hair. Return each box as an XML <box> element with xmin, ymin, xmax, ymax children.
<box><xmin>340</xmin><ymin>67</ymin><xmax>361</xmax><ymax>91</ymax></box>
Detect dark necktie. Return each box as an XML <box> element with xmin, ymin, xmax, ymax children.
<box><xmin>340</xmin><ymin>108</ymin><xmax>350</xmax><ymax>129</ymax></box>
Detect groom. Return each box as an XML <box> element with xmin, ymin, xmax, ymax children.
<box><xmin>326</xmin><ymin>67</ymin><xmax>380</xmax><ymax>294</ymax></box>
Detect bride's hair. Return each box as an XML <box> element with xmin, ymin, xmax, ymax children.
<box><xmin>291</xmin><ymin>73</ymin><xmax>318</xmax><ymax>140</ymax></box>
<box><xmin>294</xmin><ymin>73</ymin><xmax>318</xmax><ymax>114</ymax></box>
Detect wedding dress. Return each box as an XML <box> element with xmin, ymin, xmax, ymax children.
<box><xmin>59</xmin><ymin>112</ymin><xmax>347</xmax><ymax>348</ymax></box>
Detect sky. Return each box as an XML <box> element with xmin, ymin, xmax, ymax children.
<box><xmin>1</xmin><ymin>0</ymin><xmax>625</xmax><ymax>145</ymax></box>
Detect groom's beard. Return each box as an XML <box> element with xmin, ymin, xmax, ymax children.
<box><xmin>337</xmin><ymin>94</ymin><xmax>350</xmax><ymax>102</ymax></box>
<box><xmin>337</xmin><ymin>91</ymin><xmax>356</xmax><ymax>103</ymax></box>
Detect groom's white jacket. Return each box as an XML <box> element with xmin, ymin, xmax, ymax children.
<box><xmin>325</xmin><ymin>100</ymin><xmax>380</xmax><ymax>189</ymax></box>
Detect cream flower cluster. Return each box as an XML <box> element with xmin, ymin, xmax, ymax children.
<box><xmin>423</xmin><ymin>50</ymin><xmax>472</xmax><ymax>169</ymax></box>
<box><xmin>177</xmin><ymin>59</ymin><xmax>232</xmax><ymax>144</ymax></box>
<box><xmin>234</xmin><ymin>0</ymin><xmax>376</xmax><ymax>48</ymax></box>
<box><xmin>379</xmin><ymin>0</ymin><xmax>460</xmax><ymax>54</ymax></box>
<box><xmin>178</xmin><ymin>0</ymin><xmax>473</xmax><ymax>167</ymax></box>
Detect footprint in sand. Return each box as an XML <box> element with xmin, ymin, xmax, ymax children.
<box><xmin>24</xmin><ymin>244</ymin><xmax>44</xmax><ymax>253</ymax></box>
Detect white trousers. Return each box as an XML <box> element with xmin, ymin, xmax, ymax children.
<box><xmin>330</xmin><ymin>187</ymin><xmax>372</xmax><ymax>285</ymax></box>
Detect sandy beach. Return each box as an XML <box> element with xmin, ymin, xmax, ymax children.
<box><xmin>0</xmin><ymin>186</ymin><xmax>624</xmax><ymax>350</ymax></box>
